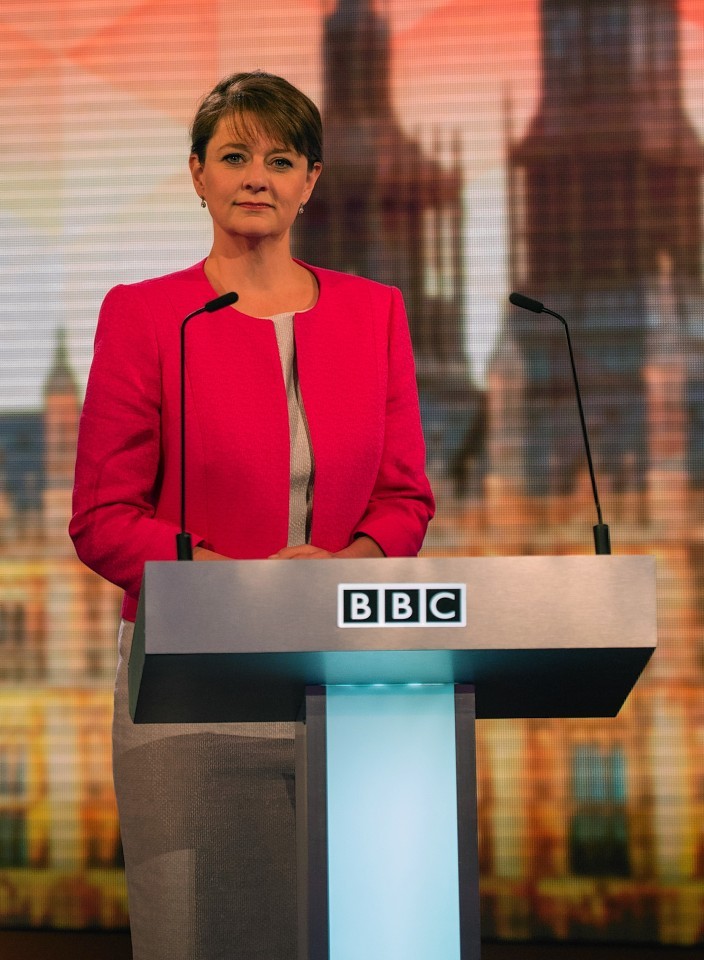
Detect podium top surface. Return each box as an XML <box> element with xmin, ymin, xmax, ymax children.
<box><xmin>130</xmin><ymin>554</ymin><xmax>656</xmax><ymax>722</ymax></box>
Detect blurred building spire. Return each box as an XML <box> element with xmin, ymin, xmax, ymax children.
<box><xmin>296</xmin><ymin>0</ymin><xmax>482</xmax><ymax>486</ymax></box>
<box><xmin>503</xmin><ymin>0</ymin><xmax>704</xmax><ymax>514</ymax></box>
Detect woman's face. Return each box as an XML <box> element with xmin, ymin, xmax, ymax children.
<box><xmin>189</xmin><ymin>114</ymin><xmax>322</xmax><ymax>246</ymax></box>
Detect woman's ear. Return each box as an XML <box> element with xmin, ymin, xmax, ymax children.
<box><xmin>189</xmin><ymin>153</ymin><xmax>205</xmax><ymax>197</ymax></box>
<box><xmin>302</xmin><ymin>162</ymin><xmax>323</xmax><ymax>205</ymax></box>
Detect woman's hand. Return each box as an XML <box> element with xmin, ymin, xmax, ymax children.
<box><xmin>193</xmin><ymin>545</ymin><xmax>231</xmax><ymax>561</ymax></box>
<box><xmin>268</xmin><ymin>545</ymin><xmax>334</xmax><ymax>559</ymax></box>
<box><xmin>269</xmin><ymin>536</ymin><xmax>384</xmax><ymax>560</ymax></box>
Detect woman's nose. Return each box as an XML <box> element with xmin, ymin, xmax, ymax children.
<box><xmin>242</xmin><ymin>159</ymin><xmax>268</xmax><ymax>191</ymax></box>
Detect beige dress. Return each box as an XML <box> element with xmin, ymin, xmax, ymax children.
<box><xmin>113</xmin><ymin>313</ymin><xmax>312</xmax><ymax>960</ymax></box>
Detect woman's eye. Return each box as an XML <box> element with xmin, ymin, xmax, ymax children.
<box><xmin>272</xmin><ymin>157</ymin><xmax>293</xmax><ymax>168</ymax></box>
<box><xmin>223</xmin><ymin>153</ymin><xmax>244</xmax><ymax>164</ymax></box>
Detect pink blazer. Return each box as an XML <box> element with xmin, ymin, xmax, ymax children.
<box><xmin>70</xmin><ymin>260</ymin><xmax>435</xmax><ymax>621</ymax></box>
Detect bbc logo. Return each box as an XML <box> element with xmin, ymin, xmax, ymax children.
<box><xmin>338</xmin><ymin>583</ymin><xmax>466</xmax><ymax>628</ymax></box>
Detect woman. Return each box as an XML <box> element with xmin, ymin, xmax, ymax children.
<box><xmin>71</xmin><ymin>72</ymin><xmax>434</xmax><ymax>960</ymax></box>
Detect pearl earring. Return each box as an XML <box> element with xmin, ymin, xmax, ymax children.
<box><xmin>298</xmin><ymin>204</ymin><xmax>305</xmax><ymax>215</ymax></box>
<box><xmin>200</xmin><ymin>197</ymin><xmax>206</xmax><ymax>208</ymax></box>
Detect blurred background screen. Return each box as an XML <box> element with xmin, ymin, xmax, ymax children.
<box><xmin>0</xmin><ymin>0</ymin><xmax>703</xmax><ymax>945</ymax></box>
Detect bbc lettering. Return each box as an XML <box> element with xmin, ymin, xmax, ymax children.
<box><xmin>338</xmin><ymin>584</ymin><xmax>466</xmax><ymax>628</ymax></box>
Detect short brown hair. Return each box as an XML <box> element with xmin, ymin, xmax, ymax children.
<box><xmin>190</xmin><ymin>71</ymin><xmax>323</xmax><ymax>169</ymax></box>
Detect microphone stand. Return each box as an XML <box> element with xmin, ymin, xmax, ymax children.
<box><xmin>176</xmin><ymin>291</ymin><xmax>239</xmax><ymax>560</ymax></box>
<box><xmin>509</xmin><ymin>292</ymin><xmax>611</xmax><ymax>555</ymax></box>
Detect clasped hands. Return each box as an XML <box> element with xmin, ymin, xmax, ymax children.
<box><xmin>193</xmin><ymin>535</ymin><xmax>383</xmax><ymax>562</ymax></box>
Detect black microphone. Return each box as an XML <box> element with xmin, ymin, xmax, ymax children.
<box><xmin>508</xmin><ymin>292</ymin><xmax>544</xmax><ymax>314</ymax></box>
<box><xmin>508</xmin><ymin>292</ymin><xmax>611</xmax><ymax>555</ymax></box>
<box><xmin>177</xmin><ymin>291</ymin><xmax>239</xmax><ymax>560</ymax></box>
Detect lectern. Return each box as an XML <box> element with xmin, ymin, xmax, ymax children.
<box><xmin>130</xmin><ymin>555</ymin><xmax>656</xmax><ymax>960</ymax></box>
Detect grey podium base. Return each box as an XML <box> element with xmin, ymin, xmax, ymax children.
<box><xmin>297</xmin><ymin>684</ymin><xmax>481</xmax><ymax>960</ymax></box>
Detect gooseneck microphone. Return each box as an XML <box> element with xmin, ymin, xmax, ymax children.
<box><xmin>177</xmin><ymin>292</ymin><xmax>239</xmax><ymax>560</ymax></box>
<box><xmin>508</xmin><ymin>292</ymin><xmax>611</xmax><ymax>555</ymax></box>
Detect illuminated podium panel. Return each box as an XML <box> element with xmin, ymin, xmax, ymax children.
<box><xmin>130</xmin><ymin>556</ymin><xmax>656</xmax><ymax>960</ymax></box>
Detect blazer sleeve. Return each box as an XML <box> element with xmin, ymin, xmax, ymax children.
<box><xmin>69</xmin><ymin>284</ymin><xmax>203</xmax><ymax>600</ymax></box>
<box><xmin>352</xmin><ymin>287</ymin><xmax>435</xmax><ymax>555</ymax></box>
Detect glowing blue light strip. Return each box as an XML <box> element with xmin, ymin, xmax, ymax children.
<box><xmin>326</xmin><ymin>684</ymin><xmax>461</xmax><ymax>960</ymax></box>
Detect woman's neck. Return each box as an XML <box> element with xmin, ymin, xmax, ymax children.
<box><xmin>205</xmin><ymin>239</ymin><xmax>317</xmax><ymax>317</ymax></box>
